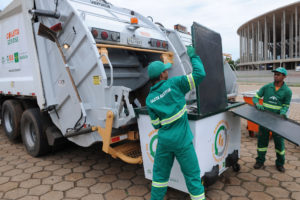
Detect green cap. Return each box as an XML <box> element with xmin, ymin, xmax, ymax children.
<box><xmin>148</xmin><ymin>61</ymin><xmax>172</xmax><ymax>79</ymax></box>
<box><xmin>272</xmin><ymin>67</ymin><xmax>287</xmax><ymax>76</ymax></box>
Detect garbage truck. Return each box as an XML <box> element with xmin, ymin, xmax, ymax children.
<box><xmin>0</xmin><ymin>0</ymin><xmax>197</xmax><ymax>163</ymax></box>
<box><xmin>0</xmin><ymin>0</ymin><xmax>246</xmax><ymax>191</ymax></box>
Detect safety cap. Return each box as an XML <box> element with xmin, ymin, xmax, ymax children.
<box><xmin>148</xmin><ymin>61</ymin><xmax>172</xmax><ymax>79</ymax></box>
<box><xmin>272</xmin><ymin>67</ymin><xmax>287</xmax><ymax>76</ymax></box>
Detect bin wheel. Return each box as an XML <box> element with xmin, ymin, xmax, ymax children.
<box><xmin>249</xmin><ymin>131</ymin><xmax>255</xmax><ymax>137</ymax></box>
<box><xmin>232</xmin><ymin>163</ymin><xmax>240</xmax><ymax>172</ymax></box>
<box><xmin>21</xmin><ymin>108</ymin><xmax>50</xmax><ymax>157</ymax></box>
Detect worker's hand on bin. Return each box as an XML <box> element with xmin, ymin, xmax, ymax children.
<box><xmin>255</xmin><ymin>103</ymin><xmax>264</xmax><ymax>111</ymax></box>
<box><xmin>186</xmin><ymin>46</ymin><xmax>197</xmax><ymax>58</ymax></box>
<box><xmin>280</xmin><ymin>110</ymin><xmax>288</xmax><ymax>119</ymax></box>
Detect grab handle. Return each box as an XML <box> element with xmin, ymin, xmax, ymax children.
<box><xmin>101</xmin><ymin>53</ymin><xmax>113</xmax><ymax>88</ymax></box>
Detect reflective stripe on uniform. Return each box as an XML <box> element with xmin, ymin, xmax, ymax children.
<box><xmin>151</xmin><ymin>118</ymin><xmax>160</xmax><ymax>126</ymax></box>
<box><xmin>275</xmin><ymin>149</ymin><xmax>285</xmax><ymax>155</ymax></box>
<box><xmin>187</xmin><ymin>74</ymin><xmax>196</xmax><ymax>90</ymax></box>
<box><xmin>190</xmin><ymin>192</ymin><xmax>205</xmax><ymax>200</ymax></box>
<box><xmin>160</xmin><ymin>105</ymin><xmax>187</xmax><ymax>126</ymax></box>
<box><xmin>255</xmin><ymin>93</ymin><xmax>261</xmax><ymax>98</ymax></box>
<box><xmin>152</xmin><ymin>181</ymin><xmax>168</xmax><ymax>188</ymax></box>
<box><xmin>263</xmin><ymin>103</ymin><xmax>282</xmax><ymax>110</ymax></box>
<box><xmin>282</xmin><ymin>104</ymin><xmax>290</xmax><ymax>107</ymax></box>
<box><xmin>258</xmin><ymin>147</ymin><xmax>268</xmax><ymax>152</ymax></box>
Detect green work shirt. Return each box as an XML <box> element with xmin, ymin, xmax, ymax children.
<box><xmin>146</xmin><ymin>56</ymin><xmax>206</xmax><ymax>149</ymax></box>
<box><xmin>253</xmin><ymin>82</ymin><xmax>292</xmax><ymax>114</ymax></box>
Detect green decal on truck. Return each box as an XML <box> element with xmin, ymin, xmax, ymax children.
<box><xmin>14</xmin><ymin>52</ymin><xmax>19</xmax><ymax>63</ymax></box>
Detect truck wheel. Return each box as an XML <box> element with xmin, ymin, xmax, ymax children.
<box><xmin>21</xmin><ymin>108</ymin><xmax>50</xmax><ymax>157</ymax></box>
<box><xmin>2</xmin><ymin>100</ymin><xmax>24</xmax><ymax>141</ymax></box>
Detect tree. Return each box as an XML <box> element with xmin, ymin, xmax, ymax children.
<box><xmin>234</xmin><ymin>58</ymin><xmax>240</xmax><ymax>70</ymax></box>
<box><xmin>225</xmin><ymin>57</ymin><xmax>236</xmax><ymax>71</ymax></box>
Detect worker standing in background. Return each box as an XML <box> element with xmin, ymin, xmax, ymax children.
<box><xmin>253</xmin><ymin>67</ymin><xmax>292</xmax><ymax>172</ymax></box>
<box><xmin>146</xmin><ymin>46</ymin><xmax>206</xmax><ymax>200</ymax></box>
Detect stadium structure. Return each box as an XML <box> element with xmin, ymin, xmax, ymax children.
<box><xmin>237</xmin><ymin>2</ymin><xmax>300</xmax><ymax>70</ymax></box>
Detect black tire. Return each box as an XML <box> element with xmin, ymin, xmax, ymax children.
<box><xmin>1</xmin><ymin>100</ymin><xmax>24</xmax><ymax>141</ymax></box>
<box><xmin>232</xmin><ymin>163</ymin><xmax>241</xmax><ymax>172</ymax></box>
<box><xmin>21</xmin><ymin>108</ymin><xmax>50</xmax><ymax>157</ymax></box>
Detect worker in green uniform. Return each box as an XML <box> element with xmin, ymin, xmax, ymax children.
<box><xmin>146</xmin><ymin>46</ymin><xmax>206</xmax><ymax>200</ymax></box>
<box><xmin>253</xmin><ymin>67</ymin><xmax>292</xmax><ymax>172</ymax></box>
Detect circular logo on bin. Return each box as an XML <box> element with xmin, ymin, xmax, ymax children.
<box><xmin>146</xmin><ymin>129</ymin><xmax>158</xmax><ymax>163</ymax></box>
<box><xmin>212</xmin><ymin>120</ymin><xmax>229</xmax><ymax>162</ymax></box>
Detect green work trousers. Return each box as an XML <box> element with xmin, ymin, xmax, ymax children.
<box><xmin>151</xmin><ymin>142</ymin><xmax>205</xmax><ymax>200</ymax></box>
<box><xmin>256</xmin><ymin>126</ymin><xmax>285</xmax><ymax>167</ymax></box>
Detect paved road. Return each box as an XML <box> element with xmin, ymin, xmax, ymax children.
<box><xmin>0</xmin><ymin>84</ymin><xmax>299</xmax><ymax>200</ymax></box>
<box><xmin>237</xmin><ymin>70</ymin><xmax>300</xmax><ymax>86</ymax></box>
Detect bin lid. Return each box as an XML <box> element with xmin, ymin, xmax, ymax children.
<box><xmin>231</xmin><ymin>104</ymin><xmax>300</xmax><ymax>146</ymax></box>
<box><xmin>192</xmin><ymin>22</ymin><xmax>227</xmax><ymax>115</ymax></box>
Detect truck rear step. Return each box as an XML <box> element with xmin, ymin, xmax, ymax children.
<box><xmin>93</xmin><ymin>111</ymin><xmax>142</xmax><ymax>164</ymax></box>
<box><xmin>110</xmin><ymin>142</ymin><xmax>142</xmax><ymax>164</ymax></box>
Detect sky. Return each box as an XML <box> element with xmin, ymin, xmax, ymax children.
<box><xmin>1</xmin><ymin>0</ymin><xmax>299</xmax><ymax>60</ymax></box>
<box><xmin>0</xmin><ymin>0</ymin><xmax>10</xmax><ymax>11</ymax></box>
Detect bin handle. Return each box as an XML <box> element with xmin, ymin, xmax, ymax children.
<box><xmin>101</xmin><ymin>53</ymin><xmax>113</xmax><ymax>88</ymax></box>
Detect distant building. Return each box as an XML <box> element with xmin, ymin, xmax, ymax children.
<box><xmin>237</xmin><ymin>2</ymin><xmax>300</xmax><ymax>70</ymax></box>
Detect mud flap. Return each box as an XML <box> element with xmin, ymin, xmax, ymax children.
<box><xmin>231</xmin><ymin>104</ymin><xmax>300</xmax><ymax>146</ymax></box>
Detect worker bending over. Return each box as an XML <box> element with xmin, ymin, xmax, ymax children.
<box><xmin>146</xmin><ymin>46</ymin><xmax>206</xmax><ymax>200</ymax></box>
<box><xmin>253</xmin><ymin>67</ymin><xmax>292</xmax><ymax>172</ymax></box>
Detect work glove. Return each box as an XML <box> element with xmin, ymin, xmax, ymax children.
<box><xmin>255</xmin><ymin>103</ymin><xmax>264</xmax><ymax>111</ymax></box>
<box><xmin>280</xmin><ymin>110</ymin><xmax>288</xmax><ymax>119</ymax></box>
<box><xmin>187</xmin><ymin>46</ymin><xmax>197</xmax><ymax>58</ymax></box>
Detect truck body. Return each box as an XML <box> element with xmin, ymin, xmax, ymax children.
<box><xmin>0</xmin><ymin>0</ymin><xmax>245</xmax><ymax>191</ymax></box>
<box><xmin>0</xmin><ymin>0</ymin><xmax>194</xmax><ymax>163</ymax></box>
